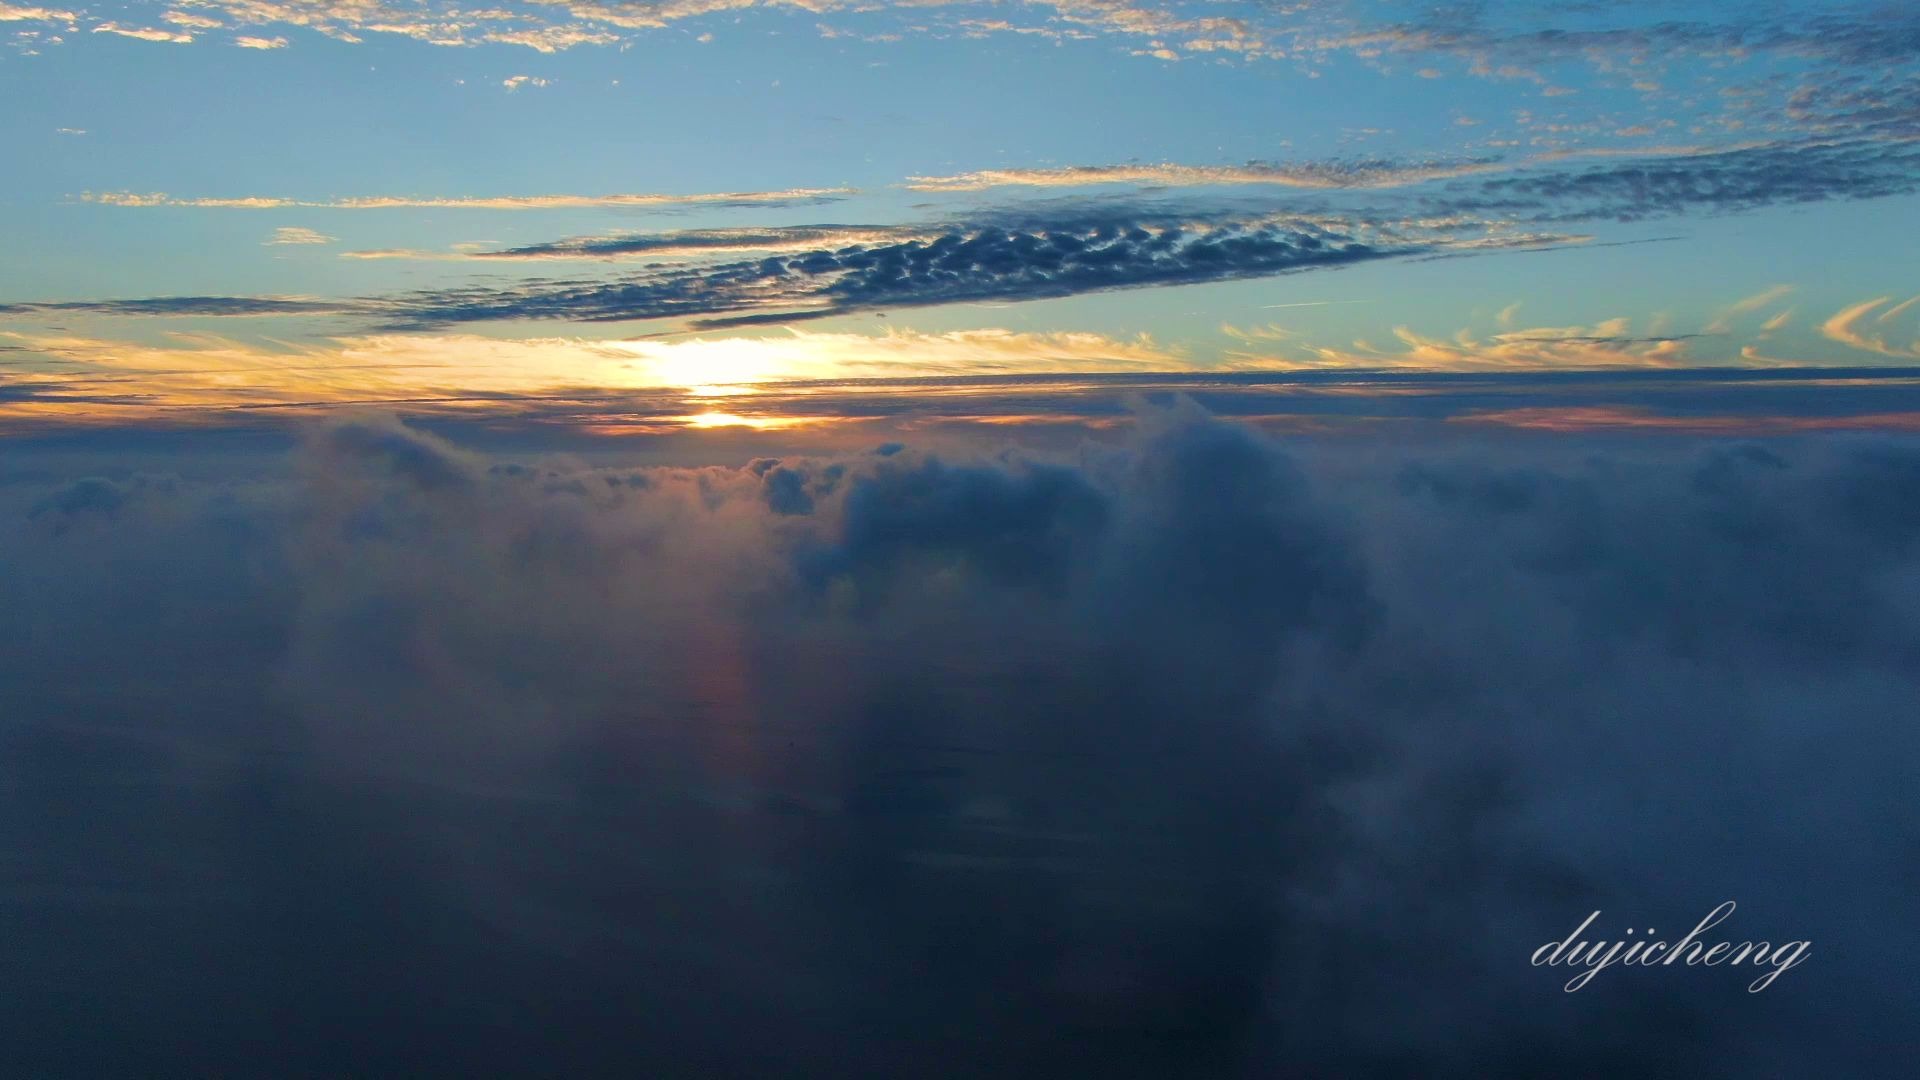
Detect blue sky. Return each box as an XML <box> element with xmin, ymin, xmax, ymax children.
<box><xmin>2</xmin><ymin>0</ymin><xmax>1918</xmax><ymax>434</ymax></box>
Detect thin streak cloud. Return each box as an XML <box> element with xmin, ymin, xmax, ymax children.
<box><xmin>906</xmin><ymin>158</ymin><xmax>1506</xmax><ymax>192</ymax></box>
<box><xmin>76</xmin><ymin>188</ymin><xmax>856</xmax><ymax>210</ymax></box>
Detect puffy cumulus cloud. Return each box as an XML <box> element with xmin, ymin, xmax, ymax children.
<box><xmin>2</xmin><ymin>405</ymin><xmax>1919</xmax><ymax>1074</ymax></box>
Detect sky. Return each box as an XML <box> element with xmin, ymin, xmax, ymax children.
<box><xmin>2</xmin><ymin>0</ymin><xmax>1919</xmax><ymax>439</ymax></box>
<box><xmin>6</xmin><ymin>4</ymin><xmax>1920</xmax><ymax>1076</ymax></box>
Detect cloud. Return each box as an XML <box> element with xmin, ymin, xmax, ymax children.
<box><xmin>266</xmin><ymin>226</ymin><xmax>336</xmax><ymax>245</ymax></box>
<box><xmin>1821</xmin><ymin>296</ymin><xmax>1920</xmax><ymax>359</ymax></box>
<box><xmin>1451</xmin><ymin>405</ymin><xmax>1920</xmax><ymax>434</ymax></box>
<box><xmin>0</xmin><ymin>296</ymin><xmax>359</xmax><ymax>318</ymax></box>
<box><xmin>8</xmin><ymin>328</ymin><xmax>1920</xmax><ymax>436</ymax></box>
<box><xmin>0</xmin><ymin>3</ymin><xmax>74</xmax><ymax>20</ymax></box>
<box><xmin>90</xmin><ymin>21</ymin><xmax>193</xmax><ymax>42</ymax></box>
<box><xmin>1225</xmin><ymin>316</ymin><xmax>1701</xmax><ymax>370</ymax></box>
<box><xmin>347</xmin><ymin>224</ymin><xmax>936</xmax><ymax>261</ymax></box>
<box><xmin>356</xmin><ymin>218</ymin><xmax>1412</xmax><ymax>330</ymax></box>
<box><xmin>53</xmin><ymin>133</ymin><xmax>1920</xmax><ymax>337</ymax></box>
<box><xmin>234</xmin><ymin>33</ymin><xmax>286</xmax><ymax>47</ymax></box>
<box><xmin>1445</xmin><ymin>138</ymin><xmax>1920</xmax><ymax>223</ymax></box>
<box><xmin>906</xmin><ymin>158</ymin><xmax>1506</xmax><ymax>193</ymax></box>
<box><xmin>1707</xmin><ymin>284</ymin><xmax>1795</xmax><ymax>334</ymax></box>
<box><xmin>501</xmin><ymin>73</ymin><xmax>550</xmax><ymax>90</ymax></box>
<box><xmin>77</xmin><ymin>187</ymin><xmax>854</xmax><ymax>210</ymax></box>
<box><xmin>0</xmin><ymin>326</ymin><xmax>1188</xmax><ymax>429</ymax></box>
<box><xmin>3</xmin><ymin>407</ymin><xmax>1918</xmax><ymax>1074</ymax></box>
<box><xmin>0</xmin><ymin>223</ymin><xmax>1531</xmax><ymax>335</ymax></box>
<box><xmin>163</xmin><ymin>9</ymin><xmax>224</xmax><ymax>29</ymax></box>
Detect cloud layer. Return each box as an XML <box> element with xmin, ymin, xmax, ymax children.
<box><xmin>3</xmin><ymin>407</ymin><xmax>1917</xmax><ymax>1074</ymax></box>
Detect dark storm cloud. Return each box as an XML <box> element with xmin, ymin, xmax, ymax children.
<box><xmin>3</xmin><ymin>406</ymin><xmax>1918</xmax><ymax>1076</ymax></box>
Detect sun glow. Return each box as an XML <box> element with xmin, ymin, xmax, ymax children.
<box><xmin>682</xmin><ymin>410</ymin><xmax>809</xmax><ymax>429</ymax></box>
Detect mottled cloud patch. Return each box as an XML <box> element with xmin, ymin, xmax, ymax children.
<box><xmin>1445</xmin><ymin>138</ymin><xmax>1920</xmax><ymax>222</ymax></box>
<box><xmin>377</xmin><ymin>218</ymin><xmax>1413</xmax><ymax>329</ymax></box>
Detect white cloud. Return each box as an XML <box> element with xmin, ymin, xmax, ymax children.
<box><xmin>0</xmin><ymin>4</ymin><xmax>75</xmax><ymax>21</ymax></box>
<box><xmin>90</xmin><ymin>22</ymin><xmax>194</xmax><ymax>42</ymax></box>
<box><xmin>266</xmin><ymin>226</ymin><xmax>336</xmax><ymax>245</ymax></box>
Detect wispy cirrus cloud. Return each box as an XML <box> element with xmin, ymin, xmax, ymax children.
<box><xmin>76</xmin><ymin>187</ymin><xmax>854</xmax><ymax>210</ymax></box>
<box><xmin>1707</xmin><ymin>284</ymin><xmax>1795</xmax><ymax>334</ymax></box>
<box><xmin>1225</xmin><ymin>316</ymin><xmax>1701</xmax><ymax>371</ymax></box>
<box><xmin>905</xmin><ymin>157</ymin><xmax>1505</xmax><ymax>193</ymax></box>
<box><xmin>1822</xmin><ymin>296</ymin><xmax>1920</xmax><ymax>359</ymax></box>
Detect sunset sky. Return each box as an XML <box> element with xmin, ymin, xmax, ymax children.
<box><xmin>3</xmin><ymin>0</ymin><xmax>1918</xmax><ymax>438</ymax></box>
<box><xmin>9</xmin><ymin>4</ymin><xmax>1920</xmax><ymax>1074</ymax></box>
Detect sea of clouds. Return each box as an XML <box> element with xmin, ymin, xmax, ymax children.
<box><xmin>3</xmin><ymin>403</ymin><xmax>1917</xmax><ymax>1076</ymax></box>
